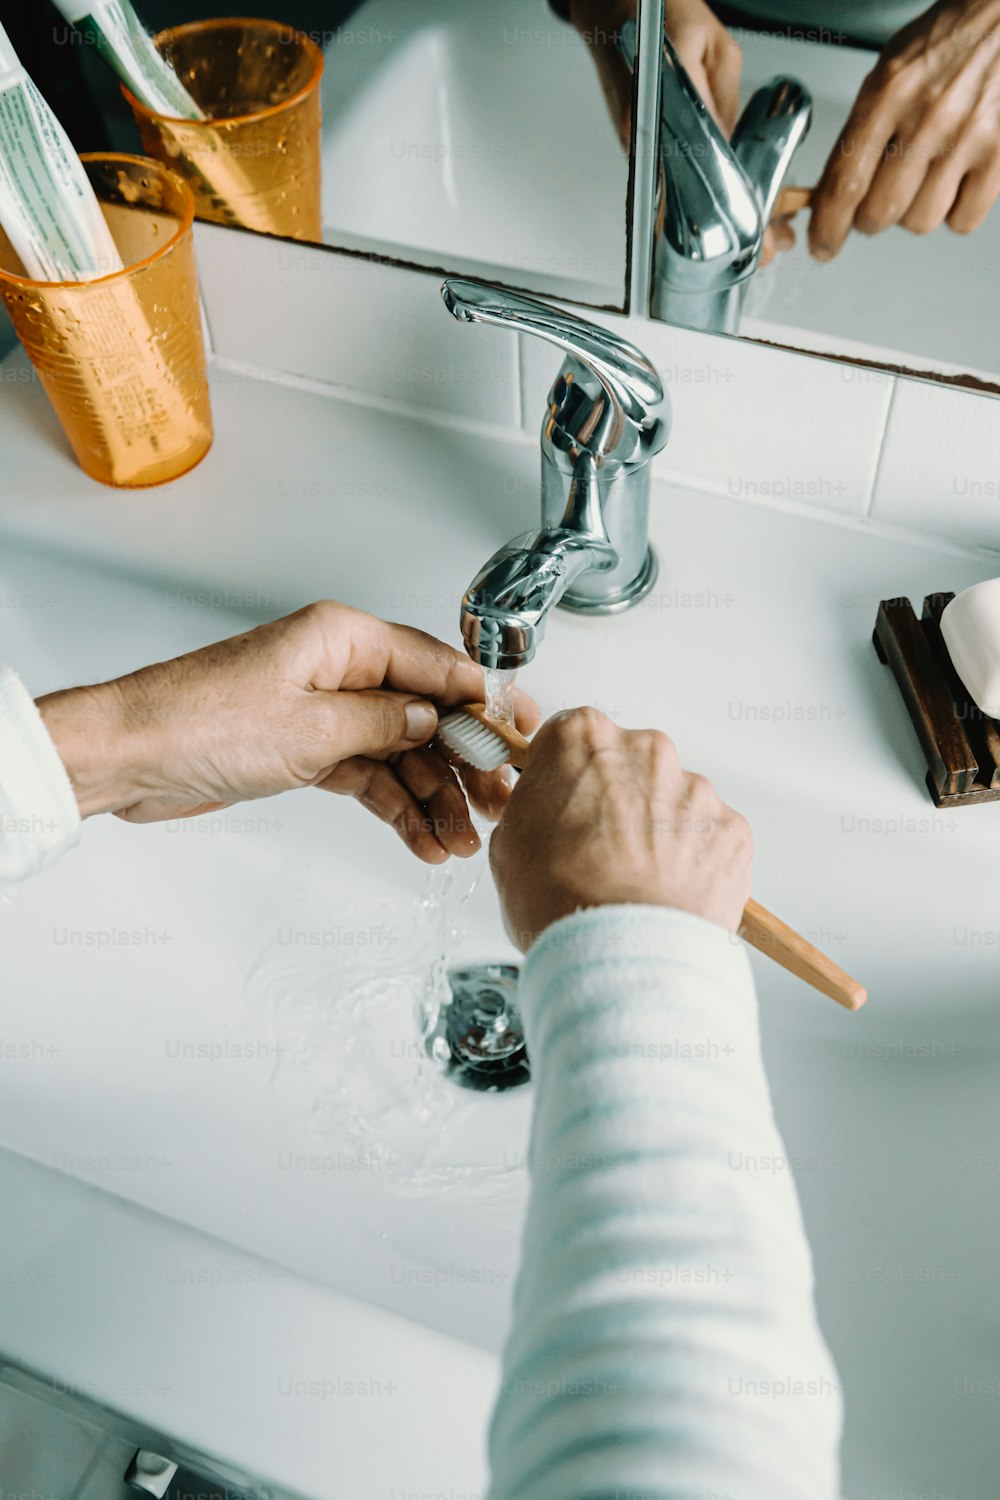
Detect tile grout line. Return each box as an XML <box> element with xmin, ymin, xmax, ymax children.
<box><xmin>197</xmin><ymin>292</ymin><xmax>217</xmax><ymax>361</ymax></box>
<box><xmin>864</xmin><ymin>377</ymin><xmax>900</xmax><ymax>521</ymax></box>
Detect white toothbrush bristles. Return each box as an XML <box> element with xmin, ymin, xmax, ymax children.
<box><xmin>438</xmin><ymin>710</ymin><xmax>513</xmax><ymax>772</ymax></box>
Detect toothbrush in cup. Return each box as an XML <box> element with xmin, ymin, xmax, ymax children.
<box><xmin>439</xmin><ymin>705</ymin><xmax>867</xmax><ymax>1012</ymax></box>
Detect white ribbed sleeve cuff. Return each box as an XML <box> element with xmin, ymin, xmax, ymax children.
<box><xmin>0</xmin><ymin>668</ymin><xmax>81</xmax><ymax>883</ymax></box>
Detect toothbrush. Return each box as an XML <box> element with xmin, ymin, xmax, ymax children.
<box><xmin>438</xmin><ymin>706</ymin><xmax>868</xmax><ymax>1011</ymax></box>
<box><xmin>773</xmin><ymin>186</ymin><xmax>813</xmax><ymax>219</ymax></box>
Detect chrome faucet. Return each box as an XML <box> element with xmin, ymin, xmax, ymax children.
<box><xmin>619</xmin><ymin>20</ymin><xmax>812</xmax><ymax>333</ymax></box>
<box><xmin>441</xmin><ymin>278</ymin><xmax>669</xmax><ymax>670</ymax></box>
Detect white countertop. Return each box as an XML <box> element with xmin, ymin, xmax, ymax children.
<box><xmin>1</xmin><ymin>346</ymin><xmax>999</xmax><ymax>1499</ymax></box>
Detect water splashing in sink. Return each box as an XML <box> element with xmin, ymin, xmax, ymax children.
<box><xmin>243</xmin><ymin>666</ymin><xmax>533</xmax><ymax>1200</ymax></box>
<box><xmin>245</xmin><ymin>842</ymin><xmax>530</xmax><ymax>1203</ymax></box>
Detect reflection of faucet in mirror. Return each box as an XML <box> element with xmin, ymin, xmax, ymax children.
<box><xmin>619</xmin><ymin>18</ymin><xmax>812</xmax><ymax>334</ymax></box>
<box><xmin>440</xmin><ymin>278</ymin><xmax>669</xmax><ymax>670</ymax></box>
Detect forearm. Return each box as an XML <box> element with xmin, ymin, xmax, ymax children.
<box><xmin>489</xmin><ymin>906</ymin><xmax>841</xmax><ymax>1500</ymax></box>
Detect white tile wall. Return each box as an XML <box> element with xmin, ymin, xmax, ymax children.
<box><xmin>518</xmin><ymin>314</ymin><xmax>894</xmax><ymax>519</ymax></box>
<box><xmin>191</xmin><ymin>221</ymin><xmax>1000</xmax><ymax>550</ymax></box>
<box><xmin>870</xmin><ymin>379</ymin><xmax>1000</xmax><ymax>553</ymax></box>
<box><xmin>193</xmin><ymin>225</ymin><xmax>521</xmax><ymax>429</ymax></box>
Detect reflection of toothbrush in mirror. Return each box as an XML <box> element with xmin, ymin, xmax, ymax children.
<box><xmin>438</xmin><ymin>705</ymin><xmax>867</xmax><ymax>1012</ymax></box>
<box><xmin>773</xmin><ymin>185</ymin><xmax>813</xmax><ymax>219</ymax></box>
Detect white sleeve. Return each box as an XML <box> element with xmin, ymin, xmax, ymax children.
<box><xmin>488</xmin><ymin>904</ymin><xmax>842</xmax><ymax>1500</ymax></box>
<box><xmin>0</xmin><ymin>667</ymin><xmax>81</xmax><ymax>883</ymax></box>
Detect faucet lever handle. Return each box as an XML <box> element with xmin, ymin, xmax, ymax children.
<box><xmin>441</xmin><ymin>278</ymin><xmax>665</xmax><ymax>430</ymax></box>
<box><xmin>731</xmin><ymin>78</ymin><xmax>812</xmax><ymax>226</ymax></box>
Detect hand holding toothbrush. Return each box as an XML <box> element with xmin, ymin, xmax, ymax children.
<box><xmin>36</xmin><ymin>601</ymin><xmax>540</xmax><ymax>864</ymax></box>
<box><xmin>457</xmin><ymin>704</ymin><xmax>866</xmax><ymax>1006</ymax></box>
<box><xmin>488</xmin><ymin>707</ymin><xmax>753</xmax><ymax>951</ymax></box>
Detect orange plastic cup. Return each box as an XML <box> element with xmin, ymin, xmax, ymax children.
<box><xmin>0</xmin><ymin>153</ymin><xmax>212</xmax><ymax>488</ymax></box>
<box><xmin>125</xmin><ymin>19</ymin><xmax>324</xmax><ymax>242</ymax></box>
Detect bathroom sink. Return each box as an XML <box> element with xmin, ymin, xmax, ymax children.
<box><xmin>319</xmin><ymin>0</ymin><xmax>628</xmax><ymax>304</ymax></box>
<box><xmin>2</xmin><ymin>363</ymin><xmax>1000</xmax><ymax>1498</ymax></box>
<box><xmin>0</xmin><ymin>534</ymin><xmax>522</xmax><ymax>1495</ymax></box>
<box><xmin>0</xmin><ymin>534</ymin><xmax>535</xmax><ymax>1331</ymax></box>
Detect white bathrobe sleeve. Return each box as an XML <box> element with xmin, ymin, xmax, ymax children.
<box><xmin>0</xmin><ymin>667</ymin><xmax>80</xmax><ymax>883</ymax></box>
<box><xmin>489</xmin><ymin>904</ymin><xmax>842</xmax><ymax>1500</ymax></box>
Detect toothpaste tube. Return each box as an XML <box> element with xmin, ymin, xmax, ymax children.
<box><xmin>51</xmin><ymin>0</ymin><xmax>204</xmax><ymax>120</ymax></box>
<box><xmin>0</xmin><ymin>22</ymin><xmax>122</xmax><ymax>280</ymax></box>
<box><xmin>54</xmin><ymin>0</ymin><xmax>280</xmax><ymax>236</ymax></box>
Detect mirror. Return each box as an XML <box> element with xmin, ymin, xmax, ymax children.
<box><xmin>9</xmin><ymin>0</ymin><xmax>994</xmax><ymax>386</ymax></box>
<box><xmin>0</xmin><ymin>0</ymin><xmax>640</xmax><ymax>310</ymax></box>
<box><xmin>644</xmin><ymin>3</ymin><xmax>1000</xmax><ymax>389</ymax></box>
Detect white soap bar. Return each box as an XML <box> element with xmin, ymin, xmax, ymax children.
<box><xmin>940</xmin><ymin>578</ymin><xmax>1000</xmax><ymax>719</ymax></box>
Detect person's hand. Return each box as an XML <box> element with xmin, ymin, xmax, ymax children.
<box><xmin>663</xmin><ymin>0</ymin><xmax>744</xmax><ymax>135</ymax></box>
<box><xmin>759</xmin><ymin>217</ymin><xmax>795</xmax><ymax>267</ymax></box>
<box><xmin>567</xmin><ymin>0</ymin><xmax>743</xmax><ymax>147</ymax></box>
<box><xmin>37</xmin><ymin>602</ymin><xmax>540</xmax><ymax>864</ymax></box>
<box><xmin>489</xmin><ymin>708</ymin><xmax>753</xmax><ymax>950</ymax></box>
<box><xmin>810</xmin><ymin>0</ymin><xmax>1000</xmax><ymax>259</ymax></box>
<box><xmin>566</xmin><ymin>1</ymin><xmax>798</xmax><ymax>265</ymax></box>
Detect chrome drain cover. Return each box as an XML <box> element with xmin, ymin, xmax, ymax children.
<box><xmin>427</xmin><ymin>963</ymin><xmax>530</xmax><ymax>1090</ymax></box>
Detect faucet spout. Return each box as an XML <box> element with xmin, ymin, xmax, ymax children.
<box><xmin>442</xmin><ymin>279</ymin><xmax>668</xmax><ymax>663</ymax></box>
<box><xmin>461</xmin><ymin>527</ymin><xmax>617</xmax><ymax>670</ymax></box>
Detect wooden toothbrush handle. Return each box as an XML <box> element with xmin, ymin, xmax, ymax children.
<box><xmin>740</xmin><ymin>898</ymin><xmax>867</xmax><ymax>1010</ymax></box>
<box><xmin>773</xmin><ymin>185</ymin><xmax>813</xmax><ymax>218</ymax></box>
<box><xmin>461</xmin><ymin>704</ymin><xmax>865</xmax><ymax>1008</ymax></box>
<box><xmin>465</xmin><ymin>703</ymin><xmax>532</xmax><ymax>768</ymax></box>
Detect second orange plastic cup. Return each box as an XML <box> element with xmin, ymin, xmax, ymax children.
<box><xmin>125</xmin><ymin>19</ymin><xmax>324</xmax><ymax>242</ymax></box>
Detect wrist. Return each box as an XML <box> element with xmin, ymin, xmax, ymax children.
<box><xmin>37</xmin><ymin>680</ymin><xmax>142</xmax><ymax>818</ymax></box>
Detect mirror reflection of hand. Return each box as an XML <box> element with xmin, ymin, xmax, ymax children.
<box><xmin>664</xmin><ymin>0</ymin><xmax>744</xmax><ymax>135</ymax></box>
<box><xmin>566</xmin><ymin>0</ymin><xmax>743</xmax><ymax>145</ymax></box>
<box><xmin>760</xmin><ymin>217</ymin><xmax>796</xmax><ymax>266</ymax></box>
<box><xmin>658</xmin><ymin>3</ymin><xmax>803</xmax><ymax>276</ymax></box>
<box><xmin>38</xmin><ymin>602</ymin><xmax>541</xmax><ymax>864</ymax></box>
<box><xmin>566</xmin><ymin>1</ymin><xmax>799</xmax><ymax>267</ymax></box>
<box><xmin>810</xmin><ymin>0</ymin><xmax>1000</xmax><ymax>259</ymax></box>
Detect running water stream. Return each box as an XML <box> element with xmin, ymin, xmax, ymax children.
<box><xmin>483</xmin><ymin>665</ymin><xmax>517</xmax><ymax>726</ymax></box>
<box><xmin>417</xmin><ymin>665</ymin><xmax>517</xmax><ymax>1045</ymax></box>
<box><xmin>245</xmin><ymin>666</ymin><xmax>531</xmax><ymax>1196</ymax></box>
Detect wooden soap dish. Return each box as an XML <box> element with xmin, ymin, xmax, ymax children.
<box><xmin>873</xmin><ymin>593</ymin><xmax>1000</xmax><ymax>806</ymax></box>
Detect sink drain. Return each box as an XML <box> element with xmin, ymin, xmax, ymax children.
<box><xmin>427</xmin><ymin>963</ymin><xmax>530</xmax><ymax>1090</ymax></box>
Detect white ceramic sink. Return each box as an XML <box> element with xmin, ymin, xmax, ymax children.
<box><xmin>0</xmin><ymin>540</ymin><xmax>515</xmax><ymax>1496</ymax></box>
<box><xmin>319</xmin><ymin>0</ymin><xmax>628</xmax><ymax>305</ymax></box>
<box><xmin>2</xmin><ymin>355</ymin><xmax>1000</xmax><ymax>1498</ymax></box>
